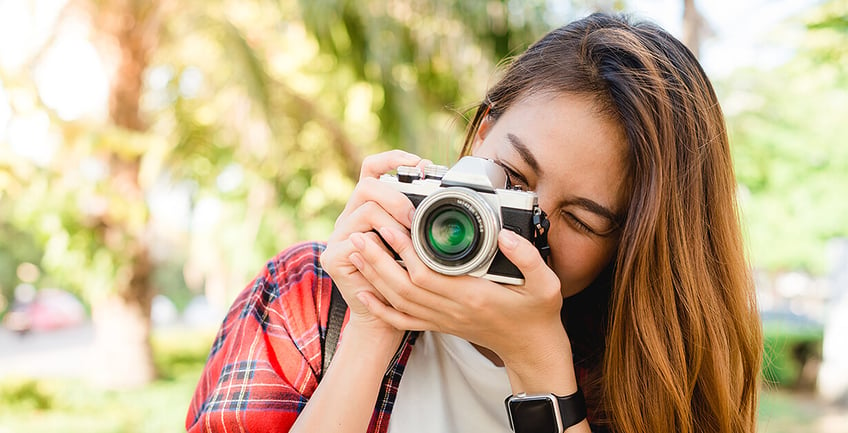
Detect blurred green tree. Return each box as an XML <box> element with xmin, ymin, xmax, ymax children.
<box><xmin>1</xmin><ymin>0</ymin><xmax>623</xmax><ymax>388</ymax></box>
<box><xmin>723</xmin><ymin>0</ymin><xmax>848</xmax><ymax>274</ymax></box>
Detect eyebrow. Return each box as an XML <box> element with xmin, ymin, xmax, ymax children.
<box><xmin>507</xmin><ymin>132</ymin><xmax>623</xmax><ymax>228</ymax></box>
<box><xmin>507</xmin><ymin>133</ymin><xmax>542</xmax><ymax>175</ymax></box>
<box><xmin>569</xmin><ymin>197</ymin><xmax>624</xmax><ymax>228</ymax></box>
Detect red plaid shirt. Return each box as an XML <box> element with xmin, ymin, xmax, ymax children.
<box><xmin>187</xmin><ymin>241</ymin><xmax>604</xmax><ymax>432</ymax></box>
<box><xmin>186</xmin><ymin>241</ymin><xmax>418</xmax><ymax>433</ymax></box>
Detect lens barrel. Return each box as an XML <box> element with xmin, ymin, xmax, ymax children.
<box><xmin>412</xmin><ymin>187</ymin><xmax>500</xmax><ymax>276</ymax></box>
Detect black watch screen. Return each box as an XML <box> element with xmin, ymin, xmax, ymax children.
<box><xmin>506</xmin><ymin>394</ymin><xmax>561</xmax><ymax>433</ymax></box>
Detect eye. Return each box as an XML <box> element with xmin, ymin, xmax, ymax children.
<box><xmin>562</xmin><ymin>211</ymin><xmax>596</xmax><ymax>235</ymax></box>
<box><xmin>495</xmin><ymin>160</ymin><xmax>529</xmax><ymax>188</ymax></box>
<box><xmin>561</xmin><ymin>210</ymin><xmax>621</xmax><ymax>237</ymax></box>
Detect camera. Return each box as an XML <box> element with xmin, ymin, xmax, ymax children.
<box><xmin>379</xmin><ymin>156</ymin><xmax>550</xmax><ymax>285</ymax></box>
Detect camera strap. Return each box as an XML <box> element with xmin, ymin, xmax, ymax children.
<box><xmin>322</xmin><ymin>281</ymin><xmax>347</xmax><ymax>379</ymax></box>
<box><xmin>533</xmin><ymin>208</ymin><xmax>551</xmax><ymax>262</ymax></box>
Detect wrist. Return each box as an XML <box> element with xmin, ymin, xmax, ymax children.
<box><xmin>340</xmin><ymin>320</ymin><xmax>405</xmax><ymax>364</ymax></box>
<box><xmin>503</xmin><ymin>323</ymin><xmax>577</xmax><ymax>396</ymax></box>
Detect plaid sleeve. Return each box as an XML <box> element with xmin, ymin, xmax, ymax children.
<box><xmin>186</xmin><ymin>241</ymin><xmax>332</xmax><ymax>433</ymax></box>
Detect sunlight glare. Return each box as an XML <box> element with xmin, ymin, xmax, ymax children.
<box><xmin>34</xmin><ymin>33</ymin><xmax>109</xmax><ymax>121</ymax></box>
<box><xmin>8</xmin><ymin>110</ymin><xmax>57</xmax><ymax>167</ymax></box>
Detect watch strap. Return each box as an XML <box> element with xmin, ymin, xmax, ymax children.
<box><xmin>555</xmin><ymin>387</ymin><xmax>587</xmax><ymax>430</ymax></box>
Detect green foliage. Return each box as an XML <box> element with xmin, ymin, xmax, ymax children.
<box><xmin>761</xmin><ymin>318</ymin><xmax>823</xmax><ymax>388</ymax></box>
<box><xmin>0</xmin><ymin>218</ymin><xmax>44</xmax><ymax>310</ymax></box>
<box><xmin>0</xmin><ymin>379</ymin><xmax>54</xmax><ymax>411</ymax></box>
<box><xmin>295</xmin><ymin>0</ymin><xmax>570</xmax><ymax>159</ymax></box>
<box><xmin>1</xmin><ymin>0</ymin><xmax>604</xmax><ymax>311</ymax></box>
<box><xmin>723</xmin><ymin>0</ymin><xmax>848</xmax><ymax>274</ymax></box>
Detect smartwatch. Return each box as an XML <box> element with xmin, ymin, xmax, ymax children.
<box><xmin>504</xmin><ymin>388</ymin><xmax>587</xmax><ymax>433</ymax></box>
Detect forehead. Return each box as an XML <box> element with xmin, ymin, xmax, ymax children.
<box><xmin>482</xmin><ymin>92</ymin><xmax>630</xmax><ymax>212</ymax></box>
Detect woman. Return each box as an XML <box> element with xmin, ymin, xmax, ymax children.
<box><xmin>187</xmin><ymin>12</ymin><xmax>762</xmax><ymax>433</ymax></box>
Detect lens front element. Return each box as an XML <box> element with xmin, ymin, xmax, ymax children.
<box><xmin>427</xmin><ymin>208</ymin><xmax>475</xmax><ymax>257</ymax></box>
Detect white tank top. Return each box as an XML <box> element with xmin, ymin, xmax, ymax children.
<box><xmin>387</xmin><ymin>331</ymin><xmax>513</xmax><ymax>433</ymax></box>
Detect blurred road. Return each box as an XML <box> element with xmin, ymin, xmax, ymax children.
<box><xmin>0</xmin><ymin>323</ymin><xmax>95</xmax><ymax>379</ymax></box>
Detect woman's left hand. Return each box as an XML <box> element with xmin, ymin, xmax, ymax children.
<box><xmin>348</xmin><ymin>225</ymin><xmax>573</xmax><ymax>384</ymax></box>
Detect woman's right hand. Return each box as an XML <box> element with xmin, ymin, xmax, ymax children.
<box><xmin>295</xmin><ymin>151</ymin><xmax>428</xmax><ymax>433</ymax></box>
<box><xmin>320</xmin><ymin>150</ymin><xmax>427</xmax><ymax>336</ymax></box>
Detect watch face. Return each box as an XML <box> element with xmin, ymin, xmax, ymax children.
<box><xmin>508</xmin><ymin>395</ymin><xmax>560</xmax><ymax>433</ymax></box>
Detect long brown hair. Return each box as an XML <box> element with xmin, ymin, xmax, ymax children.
<box><xmin>462</xmin><ymin>13</ymin><xmax>762</xmax><ymax>433</ymax></box>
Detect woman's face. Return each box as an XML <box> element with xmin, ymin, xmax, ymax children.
<box><xmin>471</xmin><ymin>92</ymin><xmax>630</xmax><ymax>297</ymax></box>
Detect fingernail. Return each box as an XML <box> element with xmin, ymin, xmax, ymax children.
<box><xmin>407</xmin><ymin>209</ymin><xmax>416</xmax><ymax>227</ymax></box>
<box><xmin>356</xmin><ymin>292</ymin><xmax>370</xmax><ymax>308</ymax></box>
<box><xmin>499</xmin><ymin>230</ymin><xmax>518</xmax><ymax>250</ymax></box>
<box><xmin>351</xmin><ymin>233</ymin><xmax>365</xmax><ymax>249</ymax></box>
<box><xmin>350</xmin><ymin>253</ymin><xmax>364</xmax><ymax>269</ymax></box>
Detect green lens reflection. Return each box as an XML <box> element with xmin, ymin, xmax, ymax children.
<box><xmin>427</xmin><ymin>208</ymin><xmax>475</xmax><ymax>256</ymax></box>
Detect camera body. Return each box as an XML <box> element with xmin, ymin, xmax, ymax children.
<box><xmin>379</xmin><ymin>156</ymin><xmax>549</xmax><ymax>285</ymax></box>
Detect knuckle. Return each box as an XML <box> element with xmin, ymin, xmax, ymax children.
<box><xmin>448</xmin><ymin>308</ymin><xmax>473</xmax><ymax>330</ymax></box>
<box><xmin>393</xmin><ymin>289</ymin><xmax>413</xmax><ymax>311</ymax></box>
<box><xmin>359</xmin><ymin>200</ymin><xmax>380</xmax><ymax>214</ymax></box>
<box><xmin>464</xmin><ymin>289</ymin><xmax>489</xmax><ymax>312</ymax></box>
<box><xmin>407</xmin><ymin>265</ymin><xmax>431</xmax><ymax>287</ymax></box>
<box><xmin>319</xmin><ymin>251</ymin><xmax>337</xmax><ymax>274</ymax></box>
<box><xmin>331</xmin><ymin>211</ymin><xmax>351</xmax><ymax>232</ymax></box>
<box><xmin>361</xmin><ymin>153</ymin><xmax>379</xmax><ymax>168</ymax></box>
<box><xmin>391</xmin><ymin>232</ymin><xmax>412</xmax><ymax>254</ymax></box>
<box><xmin>350</xmin><ymin>180</ymin><xmax>376</xmax><ymax>202</ymax></box>
<box><xmin>519</xmin><ymin>251</ymin><xmax>545</xmax><ymax>273</ymax></box>
<box><xmin>359</xmin><ymin>177</ymin><xmax>380</xmax><ymax>189</ymax></box>
<box><xmin>540</xmin><ymin>274</ymin><xmax>561</xmax><ymax>300</ymax></box>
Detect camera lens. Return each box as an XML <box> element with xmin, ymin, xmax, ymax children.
<box><xmin>427</xmin><ymin>208</ymin><xmax>476</xmax><ymax>258</ymax></box>
<box><xmin>411</xmin><ymin>187</ymin><xmax>500</xmax><ymax>276</ymax></box>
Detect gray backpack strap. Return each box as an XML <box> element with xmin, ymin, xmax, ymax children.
<box><xmin>322</xmin><ymin>281</ymin><xmax>347</xmax><ymax>378</ymax></box>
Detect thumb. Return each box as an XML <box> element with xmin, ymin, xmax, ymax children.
<box><xmin>497</xmin><ymin>229</ymin><xmax>557</xmax><ymax>289</ymax></box>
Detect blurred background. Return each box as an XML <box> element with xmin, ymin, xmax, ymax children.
<box><xmin>0</xmin><ymin>0</ymin><xmax>846</xmax><ymax>431</ymax></box>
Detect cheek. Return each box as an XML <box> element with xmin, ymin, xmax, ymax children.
<box><xmin>547</xmin><ymin>228</ymin><xmax>618</xmax><ymax>298</ymax></box>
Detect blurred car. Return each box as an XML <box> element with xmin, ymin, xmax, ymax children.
<box><xmin>2</xmin><ymin>288</ymin><xmax>86</xmax><ymax>334</ymax></box>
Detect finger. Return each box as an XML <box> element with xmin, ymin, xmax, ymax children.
<box><xmin>337</xmin><ymin>178</ymin><xmax>416</xmax><ymax>228</ymax></box>
<box><xmin>329</xmin><ymin>200</ymin><xmax>410</xmax><ymax>243</ymax></box>
<box><xmin>497</xmin><ymin>229</ymin><xmax>560</xmax><ymax>293</ymax></box>
<box><xmin>356</xmin><ymin>291</ymin><xmax>431</xmax><ymax>331</ymax></box>
<box><xmin>351</xmin><ymin>230</ymin><xmax>454</xmax><ymax>317</ymax></box>
<box><xmin>374</xmin><ymin>225</ymin><xmax>419</xmax><ymax>271</ymax></box>
<box><xmin>375</xmin><ymin>226</ymin><xmax>500</xmax><ymax>312</ymax></box>
<box><xmin>415</xmin><ymin>158</ymin><xmax>433</xmax><ymax>173</ymax></box>
<box><xmin>360</xmin><ymin>150</ymin><xmax>421</xmax><ymax>180</ymax></box>
<box><xmin>374</xmin><ymin>225</ymin><xmax>453</xmax><ymax>292</ymax></box>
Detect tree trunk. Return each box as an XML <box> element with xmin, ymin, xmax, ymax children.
<box><xmin>90</xmin><ymin>249</ymin><xmax>156</xmax><ymax>388</ymax></box>
<box><xmin>89</xmin><ymin>0</ymin><xmax>162</xmax><ymax>389</ymax></box>
<box><xmin>682</xmin><ymin>0</ymin><xmax>710</xmax><ymax>59</ymax></box>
